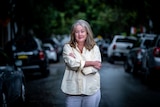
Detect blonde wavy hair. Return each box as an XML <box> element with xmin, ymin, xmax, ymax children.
<box><xmin>68</xmin><ymin>19</ymin><xmax>96</xmax><ymax>51</ymax></box>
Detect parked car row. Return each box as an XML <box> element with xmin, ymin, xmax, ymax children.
<box><xmin>123</xmin><ymin>33</ymin><xmax>159</xmax><ymax>83</ymax></box>
<box><xmin>98</xmin><ymin>33</ymin><xmax>159</xmax><ymax>83</ymax></box>
<box><xmin>0</xmin><ymin>33</ymin><xmax>66</xmax><ymax>106</ymax></box>
<box><xmin>0</xmin><ymin>35</ymin><xmax>63</xmax><ymax>106</ymax></box>
<box><xmin>42</xmin><ymin>38</ymin><xmax>62</xmax><ymax>62</ymax></box>
<box><xmin>141</xmin><ymin>35</ymin><xmax>160</xmax><ymax>82</ymax></box>
<box><xmin>124</xmin><ymin>35</ymin><xmax>155</xmax><ymax>74</ymax></box>
<box><xmin>0</xmin><ymin>48</ymin><xmax>26</xmax><ymax>107</ymax></box>
<box><xmin>4</xmin><ymin>35</ymin><xmax>63</xmax><ymax>76</ymax></box>
<box><xmin>11</xmin><ymin>36</ymin><xmax>50</xmax><ymax>77</ymax></box>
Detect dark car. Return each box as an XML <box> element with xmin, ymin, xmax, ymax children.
<box><xmin>141</xmin><ymin>35</ymin><xmax>160</xmax><ymax>82</ymax></box>
<box><xmin>95</xmin><ymin>38</ymin><xmax>110</xmax><ymax>60</ymax></box>
<box><xmin>100</xmin><ymin>39</ymin><xmax>110</xmax><ymax>58</ymax></box>
<box><xmin>124</xmin><ymin>36</ymin><xmax>155</xmax><ymax>74</ymax></box>
<box><xmin>12</xmin><ymin>36</ymin><xmax>49</xmax><ymax>76</ymax></box>
<box><xmin>0</xmin><ymin>48</ymin><xmax>26</xmax><ymax>107</ymax></box>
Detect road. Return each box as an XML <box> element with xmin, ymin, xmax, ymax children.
<box><xmin>23</xmin><ymin>59</ymin><xmax>160</xmax><ymax>107</ymax></box>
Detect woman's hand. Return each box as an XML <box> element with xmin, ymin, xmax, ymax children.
<box><xmin>69</xmin><ymin>53</ymin><xmax>75</xmax><ymax>58</ymax></box>
<box><xmin>85</xmin><ymin>61</ymin><xmax>102</xmax><ymax>70</ymax></box>
<box><xmin>93</xmin><ymin>61</ymin><xmax>101</xmax><ymax>70</ymax></box>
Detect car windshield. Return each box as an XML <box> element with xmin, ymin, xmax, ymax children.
<box><xmin>15</xmin><ymin>37</ymin><xmax>38</xmax><ymax>51</ymax></box>
<box><xmin>132</xmin><ymin>38</ymin><xmax>154</xmax><ymax>48</ymax></box>
<box><xmin>43</xmin><ymin>46</ymin><xmax>50</xmax><ymax>50</ymax></box>
<box><xmin>116</xmin><ymin>38</ymin><xmax>136</xmax><ymax>44</ymax></box>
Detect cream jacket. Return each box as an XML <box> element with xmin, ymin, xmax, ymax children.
<box><xmin>61</xmin><ymin>43</ymin><xmax>102</xmax><ymax>95</ymax></box>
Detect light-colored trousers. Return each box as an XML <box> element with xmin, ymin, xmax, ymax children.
<box><xmin>65</xmin><ymin>89</ymin><xmax>101</xmax><ymax>107</ymax></box>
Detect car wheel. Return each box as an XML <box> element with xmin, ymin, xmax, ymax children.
<box><xmin>1</xmin><ymin>93</ymin><xmax>7</xmax><ymax>107</ymax></box>
<box><xmin>41</xmin><ymin>68</ymin><xmax>50</xmax><ymax>77</ymax></box>
<box><xmin>124</xmin><ymin>60</ymin><xmax>131</xmax><ymax>73</ymax></box>
<box><xmin>55</xmin><ymin>55</ymin><xmax>60</xmax><ymax>63</ymax></box>
<box><xmin>131</xmin><ymin>66</ymin><xmax>139</xmax><ymax>75</ymax></box>
<box><xmin>142</xmin><ymin>65</ymin><xmax>152</xmax><ymax>84</ymax></box>
<box><xmin>143</xmin><ymin>71</ymin><xmax>150</xmax><ymax>84</ymax></box>
<box><xmin>20</xmin><ymin>82</ymin><xmax>26</xmax><ymax>103</ymax></box>
<box><xmin>107</xmin><ymin>57</ymin><xmax>114</xmax><ymax>64</ymax></box>
<box><xmin>11</xmin><ymin>82</ymin><xmax>26</xmax><ymax>107</ymax></box>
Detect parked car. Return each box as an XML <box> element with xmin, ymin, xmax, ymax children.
<box><xmin>124</xmin><ymin>36</ymin><xmax>156</xmax><ymax>74</ymax></box>
<box><xmin>107</xmin><ymin>35</ymin><xmax>137</xmax><ymax>63</ymax></box>
<box><xmin>0</xmin><ymin>48</ymin><xmax>26</xmax><ymax>107</ymax></box>
<box><xmin>141</xmin><ymin>35</ymin><xmax>160</xmax><ymax>82</ymax></box>
<box><xmin>12</xmin><ymin>36</ymin><xmax>49</xmax><ymax>76</ymax></box>
<box><xmin>42</xmin><ymin>38</ymin><xmax>61</xmax><ymax>62</ymax></box>
<box><xmin>95</xmin><ymin>38</ymin><xmax>110</xmax><ymax>60</ymax></box>
<box><xmin>100</xmin><ymin>39</ymin><xmax>110</xmax><ymax>58</ymax></box>
<box><xmin>43</xmin><ymin>43</ymin><xmax>58</xmax><ymax>63</ymax></box>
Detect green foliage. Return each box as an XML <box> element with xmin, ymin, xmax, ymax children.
<box><xmin>27</xmin><ymin>0</ymin><xmax>148</xmax><ymax>39</ymax></box>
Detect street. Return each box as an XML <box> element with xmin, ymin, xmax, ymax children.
<box><xmin>23</xmin><ymin>59</ymin><xmax>160</xmax><ymax>107</ymax></box>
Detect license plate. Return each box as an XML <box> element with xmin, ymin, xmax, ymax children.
<box><xmin>18</xmin><ymin>55</ymin><xmax>28</xmax><ymax>59</ymax></box>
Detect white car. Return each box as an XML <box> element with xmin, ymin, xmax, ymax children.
<box><xmin>43</xmin><ymin>43</ymin><xmax>58</xmax><ymax>63</ymax></box>
<box><xmin>107</xmin><ymin>35</ymin><xmax>137</xmax><ymax>63</ymax></box>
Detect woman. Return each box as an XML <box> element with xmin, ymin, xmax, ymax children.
<box><xmin>61</xmin><ymin>19</ymin><xmax>102</xmax><ymax>107</ymax></box>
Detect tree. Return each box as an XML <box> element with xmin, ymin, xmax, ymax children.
<box><xmin>6</xmin><ymin>0</ymin><xmax>159</xmax><ymax>39</ymax></box>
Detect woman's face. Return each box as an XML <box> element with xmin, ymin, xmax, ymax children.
<box><xmin>74</xmin><ymin>25</ymin><xmax>87</xmax><ymax>44</ymax></box>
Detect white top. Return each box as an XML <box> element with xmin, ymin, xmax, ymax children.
<box><xmin>61</xmin><ymin>43</ymin><xmax>102</xmax><ymax>95</ymax></box>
